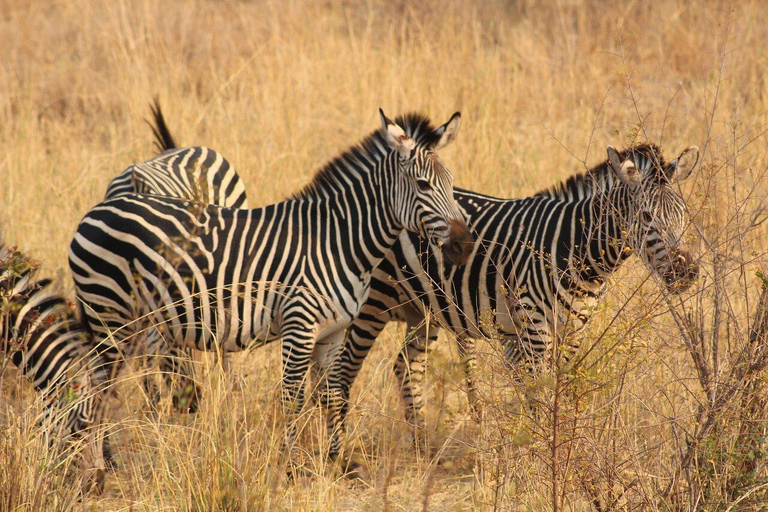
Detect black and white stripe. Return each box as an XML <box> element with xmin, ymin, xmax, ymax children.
<box><xmin>68</xmin><ymin>109</ymin><xmax>471</xmax><ymax>488</ymax></box>
<box><xmin>330</xmin><ymin>143</ymin><xmax>700</xmax><ymax>438</ymax></box>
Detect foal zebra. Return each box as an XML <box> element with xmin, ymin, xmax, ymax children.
<box><xmin>328</xmin><ymin>143</ymin><xmax>700</xmax><ymax>442</ymax></box>
<box><xmin>68</xmin><ymin>109</ymin><xmax>472</xmax><ymax>491</ymax></box>
<box><xmin>1</xmin><ymin>246</ymin><xmax>94</xmax><ymax>441</ymax></box>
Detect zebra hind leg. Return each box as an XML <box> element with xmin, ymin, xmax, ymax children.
<box><xmin>146</xmin><ymin>331</ymin><xmax>199</xmax><ymax>414</ymax></box>
<box><xmin>142</xmin><ymin>370</ymin><xmax>163</xmax><ymax>415</ymax></box>
<box><xmin>279</xmin><ymin>327</ymin><xmax>318</xmax><ymax>480</ymax></box>
<box><xmin>457</xmin><ymin>336</ymin><xmax>481</xmax><ymax>423</ymax></box>
<box><xmin>163</xmin><ymin>348</ymin><xmax>199</xmax><ymax>414</ymax></box>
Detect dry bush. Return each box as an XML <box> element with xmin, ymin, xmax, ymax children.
<box><xmin>2</xmin><ymin>0</ymin><xmax>768</xmax><ymax>509</ymax></box>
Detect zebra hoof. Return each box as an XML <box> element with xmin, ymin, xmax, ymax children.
<box><xmin>339</xmin><ymin>453</ymin><xmax>369</xmax><ymax>483</ymax></box>
<box><xmin>468</xmin><ymin>400</ymin><xmax>483</xmax><ymax>424</ymax></box>
<box><xmin>172</xmin><ymin>383</ymin><xmax>200</xmax><ymax>414</ymax></box>
<box><xmin>103</xmin><ymin>438</ymin><xmax>118</xmax><ymax>472</ymax></box>
<box><xmin>82</xmin><ymin>467</ymin><xmax>105</xmax><ymax>495</ymax></box>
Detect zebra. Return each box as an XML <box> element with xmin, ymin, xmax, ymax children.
<box><xmin>0</xmin><ymin>246</ymin><xmax>96</xmax><ymax>448</ymax></box>
<box><xmin>0</xmin><ymin>102</ymin><xmax>251</xmax><ymax>469</ymax></box>
<box><xmin>327</xmin><ymin>142</ymin><xmax>700</xmax><ymax>446</ymax></box>
<box><xmin>105</xmin><ymin>104</ymin><xmax>248</xmax><ymax>209</ymax></box>
<box><xmin>107</xmin><ymin>101</ymin><xmax>251</xmax><ymax>413</ymax></box>
<box><xmin>68</xmin><ymin>108</ymin><xmax>473</xmax><ymax>492</ymax></box>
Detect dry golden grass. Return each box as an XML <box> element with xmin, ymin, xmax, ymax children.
<box><xmin>2</xmin><ymin>0</ymin><xmax>768</xmax><ymax>509</ymax></box>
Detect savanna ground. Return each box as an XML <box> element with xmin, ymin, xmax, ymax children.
<box><xmin>2</xmin><ymin>0</ymin><xmax>768</xmax><ymax>510</ymax></box>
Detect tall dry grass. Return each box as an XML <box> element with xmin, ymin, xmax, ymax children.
<box><xmin>1</xmin><ymin>0</ymin><xmax>768</xmax><ymax>509</ymax></box>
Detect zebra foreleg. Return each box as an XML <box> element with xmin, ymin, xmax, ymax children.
<box><xmin>279</xmin><ymin>327</ymin><xmax>317</xmax><ymax>478</ymax></box>
<box><xmin>311</xmin><ymin>330</ymin><xmax>369</xmax><ymax>480</ymax></box>
<box><xmin>394</xmin><ymin>319</ymin><xmax>440</xmax><ymax>452</ymax></box>
<box><xmin>310</xmin><ymin>330</ymin><xmax>345</xmax><ymax>408</ymax></box>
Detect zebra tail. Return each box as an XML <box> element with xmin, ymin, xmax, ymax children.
<box><xmin>147</xmin><ymin>98</ymin><xmax>177</xmax><ymax>153</ymax></box>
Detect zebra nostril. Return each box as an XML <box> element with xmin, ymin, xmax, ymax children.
<box><xmin>441</xmin><ymin>223</ymin><xmax>473</xmax><ymax>266</ymax></box>
<box><xmin>662</xmin><ymin>249</ymin><xmax>698</xmax><ymax>293</ymax></box>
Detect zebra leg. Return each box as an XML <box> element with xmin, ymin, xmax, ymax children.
<box><xmin>311</xmin><ymin>330</ymin><xmax>368</xmax><ymax>478</ymax></box>
<box><xmin>159</xmin><ymin>346</ymin><xmax>199</xmax><ymax>414</ymax></box>
<box><xmin>307</xmin><ymin>341</ymin><xmax>328</xmax><ymax>406</ymax></box>
<box><xmin>332</xmin><ymin>303</ymin><xmax>394</xmax><ymax>454</ymax></box>
<box><xmin>311</xmin><ymin>330</ymin><xmax>345</xmax><ymax>407</ymax></box>
<box><xmin>81</xmin><ymin>392</ymin><xmax>107</xmax><ymax>495</ymax></box>
<box><xmin>141</xmin><ymin>329</ymin><xmax>164</xmax><ymax>413</ymax></box>
<box><xmin>500</xmin><ymin>325</ymin><xmax>553</xmax><ymax>425</ymax></box>
<box><xmin>81</xmin><ymin>352</ymin><xmax>126</xmax><ymax>495</ymax></box>
<box><xmin>218</xmin><ymin>350</ymin><xmax>231</xmax><ymax>373</ymax></box>
<box><xmin>457</xmin><ymin>336</ymin><xmax>481</xmax><ymax>422</ymax></box>
<box><xmin>142</xmin><ymin>329</ymin><xmax>199</xmax><ymax>414</ymax></box>
<box><xmin>394</xmin><ymin>318</ymin><xmax>440</xmax><ymax>451</ymax></box>
<box><xmin>279</xmin><ymin>327</ymin><xmax>316</xmax><ymax>477</ymax></box>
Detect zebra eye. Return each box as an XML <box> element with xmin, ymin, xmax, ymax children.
<box><xmin>417</xmin><ymin>179</ymin><xmax>433</xmax><ymax>193</ymax></box>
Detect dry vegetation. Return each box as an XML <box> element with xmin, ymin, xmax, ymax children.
<box><xmin>2</xmin><ymin>0</ymin><xmax>768</xmax><ymax>509</ymax></box>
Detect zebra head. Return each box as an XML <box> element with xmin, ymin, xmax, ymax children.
<box><xmin>606</xmin><ymin>144</ymin><xmax>700</xmax><ymax>293</ymax></box>
<box><xmin>379</xmin><ymin>109</ymin><xmax>473</xmax><ymax>266</ymax></box>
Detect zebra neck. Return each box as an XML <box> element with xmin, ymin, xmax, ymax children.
<box><xmin>569</xmin><ymin>185</ymin><xmax>633</xmax><ymax>286</ymax></box>
<box><xmin>299</xmin><ymin>155</ymin><xmax>403</xmax><ymax>272</ymax></box>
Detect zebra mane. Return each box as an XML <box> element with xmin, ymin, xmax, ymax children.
<box><xmin>291</xmin><ymin>112</ymin><xmax>443</xmax><ymax>200</ymax></box>
<box><xmin>536</xmin><ymin>143</ymin><xmax>667</xmax><ymax>199</ymax></box>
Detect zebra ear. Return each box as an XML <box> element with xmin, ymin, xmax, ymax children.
<box><xmin>433</xmin><ymin>112</ymin><xmax>461</xmax><ymax>150</ymax></box>
<box><xmin>380</xmin><ymin>108</ymin><xmax>415</xmax><ymax>157</ymax></box>
<box><xmin>607</xmin><ymin>145</ymin><xmax>642</xmax><ymax>185</ymax></box>
<box><xmin>667</xmin><ymin>146</ymin><xmax>699</xmax><ymax>182</ymax></box>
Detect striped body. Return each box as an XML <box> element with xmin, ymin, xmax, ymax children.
<box><xmin>333</xmin><ymin>144</ymin><xmax>700</xmax><ymax>436</ymax></box>
<box><xmin>71</xmin><ymin>194</ymin><xmax>397</xmax><ymax>353</ymax></box>
<box><xmin>69</xmin><ymin>111</ymin><xmax>471</xmax><ymax>485</ymax></box>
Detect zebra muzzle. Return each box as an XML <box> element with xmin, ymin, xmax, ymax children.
<box><xmin>442</xmin><ymin>219</ymin><xmax>474</xmax><ymax>266</ymax></box>
<box><xmin>661</xmin><ymin>249</ymin><xmax>699</xmax><ymax>293</ymax></box>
